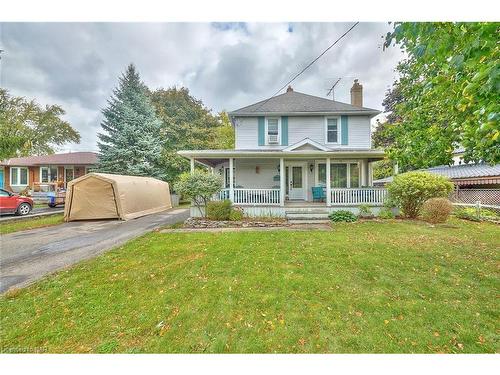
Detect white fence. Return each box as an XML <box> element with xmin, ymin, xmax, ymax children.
<box><xmin>330</xmin><ymin>188</ymin><xmax>388</xmax><ymax>206</ymax></box>
<box><xmin>450</xmin><ymin>189</ymin><xmax>500</xmax><ymax>206</ymax></box>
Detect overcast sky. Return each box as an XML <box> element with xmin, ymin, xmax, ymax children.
<box><xmin>0</xmin><ymin>22</ymin><xmax>403</xmax><ymax>152</ymax></box>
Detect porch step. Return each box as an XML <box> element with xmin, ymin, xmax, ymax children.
<box><xmin>288</xmin><ymin>219</ymin><xmax>331</xmax><ymax>224</ymax></box>
<box><xmin>285</xmin><ymin>210</ymin><xmax>331</xmax><ymax>224</ymax></box>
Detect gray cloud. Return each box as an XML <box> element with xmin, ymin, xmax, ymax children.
<box><xmin>0</xmin><ymin>22</ymin><xmax>402</xmax><ymax>151</ymax></box>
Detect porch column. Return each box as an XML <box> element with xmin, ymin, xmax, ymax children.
<box><xmin>279</xmin><ymin>157</ymin><xmax>285</xmax><ymax>207</ymax></box>
<box><xmin>326</xmin><ymin>157</ymin><xmax>331</xmax><ymax>206</ymax></box>
<box><xmin>229</xmin><ymin>157</ymin><xmax>234</xmax><ymax>202</ymax></box>
<box><xmin>360</xmin><ymin>160</ymin><xmax>367</xmax><ymax>186</ymax></box>
<box><xmin>367</xmin><ymin>162</ymin><xmax>373</xmax><ymax>186</ymax></box>
<box><xmin>190</xmin><ymin>158</ymin><xmax>195</xmax><ymax>174</ymax></box>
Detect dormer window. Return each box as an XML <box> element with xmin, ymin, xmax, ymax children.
<box><xmin>325</xmin><ymin>117</ymin><xmax>339</xmax><ymax>144</ymax></box>
<box><xmin>266</xmin><ymin>118</ymin><xmax>280</xmax><ymax>144</ymax></box>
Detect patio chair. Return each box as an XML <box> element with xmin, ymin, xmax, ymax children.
<box><xmin>312</xmin><ymin>186</ymin><xmax>325</xmax><ymax>202</ymax></box>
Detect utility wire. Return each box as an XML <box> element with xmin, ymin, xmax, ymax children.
<box><xmin>252</xmin><ymin>22</ymin><xmax>360</xmax><ymax>112</ymax></box>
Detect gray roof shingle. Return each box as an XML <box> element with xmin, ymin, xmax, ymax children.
<box><xmin>229</xmin><ymin>90</ymin><xmax>380</xmax><ymax>116</ymax></box>
<box><xmin>0</xmin><ymin>152</ymin><xmax>98</xmax><ymax>166</ymax></box>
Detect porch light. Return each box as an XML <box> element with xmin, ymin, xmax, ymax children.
<box><xmin>277</xmin><ymin>164</ymin><xmax>280</xmax><ymax>172</ymax></box>
<box><xmin>255</xmin><ymin>166</ymin><xmax>260</xmax><ymax>174</ymax></box>
<box><xmin>309</xmin><ymin>163</ymin><xmax>314</xmax><ymax>172</ymax></box>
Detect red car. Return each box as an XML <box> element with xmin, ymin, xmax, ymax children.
<box><xmin>0</xmin><ymin>188</ymin><xmax>33</xmax><ymax>216</ymax></box>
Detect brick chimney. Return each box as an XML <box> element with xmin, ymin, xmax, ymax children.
<box><xmin>286</xmin><ymin>85</ymin><xmax>293</xmax><ymax>93</ymax></box>
<box><xmin>350</xmin><ymin>79</ymin><xmax>363</xmax><ymax>107</ymax></box>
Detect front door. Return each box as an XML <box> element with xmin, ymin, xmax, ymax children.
<box><xmin>287</xmin><ymin>163</ymin><xmax>305</xmax><ymax>200</ymax></box>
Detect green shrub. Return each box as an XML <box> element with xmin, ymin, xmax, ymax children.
<box><xmin>377</xmin><ymin>207</ymin><xmax>395</xmax><ymax>219</ymax></box>
<box><xmin>174</xmin><ymin>171</ymin><xmax>223</xmax><ymax>217</ymax></box>
<box><xmin>206</xmin><ymin>200</ymin><xmax>232</xmax><ymax>220</ymax></box>
<box><xmin>328</xmin><ymin>210</ymin><xmax>358</xmax><ymax>223</ymax></box>
<box><xmin>387</xmin><ymin>171</ymin><xmax>453</xmax><ymax>218</ymax></box>
<box><xmin>421</xmin><ymin>198</ymin><xmax>453</xmax><ymax>223</ymax></box>
<box><xmin>455</xmin><ymin>206</ymin><xmax>499</xmax><ymax>221</ymax></box>
<box><xmin>229</xmin><ymin>208</ymin><xmax>244</xmax><ymax>221</ymax></box>
<box><xmin>358</xmin><ymin>204</ymin><xmax>373</xmax><ymax>218</ymax></box>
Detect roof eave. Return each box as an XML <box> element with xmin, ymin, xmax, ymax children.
<box><xmin>178</xmin><ymin>149</ymin><xmax>385</xmax><ymax>159</ymax></box>
<box><xmin>229</xmin><ymin>110</ymin><xmax>381</xmax><ymax>118</ymax></box>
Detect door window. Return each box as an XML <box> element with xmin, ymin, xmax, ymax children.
<box><xmin>292</xmin><ymin>166</ymin><xmax>303</xmax><ymax>188</ymax></box>
<box><xmin>65</xmin><ymin>168</ymin><xmax>74</xmax><ymax>183</ymax></box>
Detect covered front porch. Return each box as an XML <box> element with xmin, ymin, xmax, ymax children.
<box><xmin>180</xmin><ymin>149</ymin><xmax>388</xmax><ymax>210</ymax></box>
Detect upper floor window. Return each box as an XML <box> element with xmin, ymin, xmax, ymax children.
<box><xmin>10</xmin><ymin>167</ymin><xmax>28</xmax><ymax>186</ymax></box>
<box><xmin>325</xmin><ymin>117</ymin><xmax>339</xmax><ymax>144</ymax></box>
<box><xmin>266</xmin><ymin>118</ymin><xmax>280</xmax><ymax>144</ymax></box>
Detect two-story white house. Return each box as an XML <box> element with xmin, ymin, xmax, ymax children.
<box><xmin>179</xmin><ymin>80</ymin><xmax>388</xmax><ymax>218</ymax></box>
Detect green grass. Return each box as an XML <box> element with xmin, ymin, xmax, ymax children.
<box><xmin>1</xmin><ymin>218</ymin><xmax>498</xmax><ymax>353</ymax></box>
<box><xmin>0</xmin><ymin>214</ymin><xmax>64</xmax><ymax>234</ymax></box>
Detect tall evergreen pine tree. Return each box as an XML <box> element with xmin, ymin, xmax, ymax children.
<box><xmin>97</xmin><ymin>64</ymin><xmax>164</xmax><ymax>179</ymax></box>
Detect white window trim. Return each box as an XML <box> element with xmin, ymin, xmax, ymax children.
<box><xmin>39</xmin><ymin>166</ymin><xmax>59</xmax><ymax>183</ymax></box>
<box><xmin>265</xmin><ymin>117</ymin><xmax>281</xmax><ymax>145</ymax></box>
<box><xmin>314</xmin><ymin>160</ymin><xmax>360</xmax><ymax>188</ymax></box>
<box><xmin>10</xmin><ymin>167</ymin><xmax>29</xmax><ymax>186</ymax></box>
<box><xmin>324</xmin><ymin>116</ymin><xmax>341</xmax><ymax>145</ymax></box>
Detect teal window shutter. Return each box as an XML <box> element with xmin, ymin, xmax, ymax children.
<box><xmin>341</xmin><ymin>115</ymin><xmax>348</xmax><ymax>145</ymax></box>
<box><xmin>258</xmin><ymin>117</ymin><xmax>265</xmax><ymax>146</ymax></box>
<box><xmin>281</xmin><ymin>116</ymin><xmax>288</xmax><ymax>146</ymax></box>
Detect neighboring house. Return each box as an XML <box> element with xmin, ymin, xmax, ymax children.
<box><xmin>0</xmin><ymin>152</ymin><xmax>98</xmax><ymax>193</ymax></box>
<box><xmin>179</xmin><ymin>80</ymin><xmax>387</xmax><ymax>217</ymax></box>
<box><xmin>373</xmin><ymin>163</ymin><xmax>500</xmax><ymax>188</ymax></box>
<box><xmin>373</xmin><ymin>147</ymin><xmax>500</xmax><ymax>188</ymax></box>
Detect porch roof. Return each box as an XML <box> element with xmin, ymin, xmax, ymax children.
<box><xmin>178</xmin><ymin>149</ymin><xmax>385</xmax><ymax>167</ymax></box>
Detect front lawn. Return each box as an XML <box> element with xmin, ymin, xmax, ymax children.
<box><xmin>1</xmin><ymin>219</ymin><xmax>498</xmax><ymax>353</ymax></box>
<box><xmin>0</xmin><ymin>214</ymin><xmax>64</xmax><ymax>234</ymax></box>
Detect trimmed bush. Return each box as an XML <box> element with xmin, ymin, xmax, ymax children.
<box><xmin>358</xmin><ymin>204</ymin><xmax>373</xmax><ymax>218</ymax></box>
<box><xmin>206</xmin><ymin>200</ymin><xmax>232</xmax><ymax>220</ymax></box>
<box><xmin>229</xmin><ymin>208</ymin><xmax>244</xmax><ymax>221</ymax></box>
<box><xmin>387</xmin><ymin>171</ymin><xmax>453</xmax><ymax>218</ymax></box>
<box><xmin>421</xmin><ymin>198</ymin><xmax>453</xmax><ymax>223</ymax></box>
<box><xmin>377</xmin><ymin>207</ymin><xmax>395</xmax><ymax>219</ymax></box>
<box><xmin>328</xmin><ymin>210</ymin><xmax>358</xmax><ymax>223</ymax></box>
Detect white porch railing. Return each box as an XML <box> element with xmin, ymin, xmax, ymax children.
<box><xmin>330</xmin><ymin>188</ymin><xmax>388</xmax><ymax>206</ymax></box>
<box><xmin>215</xmin><ymin>188</ymin><xmax>281</xmax><ymax>205</ymax></box>
<box><xmin>216</xmin><ymin>188</ymin><xmax>230</xmax><ymax>201</ymax></box>
<box><xmin>215</xmin><ymin>188</ymin><xmax>387</xmax><ymax>206</ymax></box>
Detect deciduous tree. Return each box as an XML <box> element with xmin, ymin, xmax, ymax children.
<box><xmin>384</xmin><ymin>22</ymin><xmax>499</xmax><ymax>168</ymax></box>
<box><xmin>0</xmin><ymin>88</ymin><xmax>80</xmax><ymax>159</ymax></box>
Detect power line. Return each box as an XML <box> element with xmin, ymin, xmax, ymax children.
<box><xmin>252</xmin><ymin>22</ymin><xmax>360</xmax><ymax>112</ymax></box>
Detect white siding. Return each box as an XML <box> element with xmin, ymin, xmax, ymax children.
<box><xmin>214</xmin><ymin>159</ymin><xmax>280</xmax><ymax>189</ymax></box>
<box><xmin>234</xmin><ymin>115</ymin><xmax>371</xmax><ymax>150</ymax></box>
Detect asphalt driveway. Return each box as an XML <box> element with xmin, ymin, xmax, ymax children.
<box><xmin>0</xmin><ymin>207</ymin><xmax>189</xmax><ymax>293</ymax></box>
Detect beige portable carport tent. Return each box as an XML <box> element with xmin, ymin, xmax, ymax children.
<box><xmin>64</xmin><ymin>173</ymin><xmax>171</xmax><ymax>221</ymax></box>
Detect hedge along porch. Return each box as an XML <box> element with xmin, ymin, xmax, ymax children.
<box><xmin>178</xmin><ymin>149</ymin><xmax>388</xmax><ymax>218</ymax></box>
